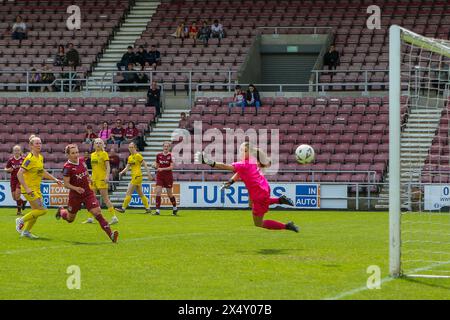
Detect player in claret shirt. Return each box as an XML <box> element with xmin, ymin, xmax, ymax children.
<box><xmin>154</xmin><ymin>141</ymin><xmax>178</xmax><ymax>216</ymax></box>
<box><xmin>4</xmin><ymin>145</ymin><xmax>26</xmax><ymax>215</ymax></box>
<box><xmin>55</xmin><ymin>144</ymin><xmax>119</xmax><ymax>243</ymax></box>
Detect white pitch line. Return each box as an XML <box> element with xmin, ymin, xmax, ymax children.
<box><xmin>0</xmin><ymin>231</ymin><xmax>232</xmax><ymax>255</ymax></box>
<box><xmin>324</xmin><ymin>260</ymin><xmax>450</xmax><ymax>300</ymax></box>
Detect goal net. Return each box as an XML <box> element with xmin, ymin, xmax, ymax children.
<box><xmin>390</xmin><ymin>26</ymin><xmax>450</xmax><ymax>278</ymax></box>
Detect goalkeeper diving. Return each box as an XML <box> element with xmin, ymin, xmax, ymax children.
<box><xmin>195</xmin><ymin>142</ymin><xmax>299</xmax><ymax>232</ymax></box>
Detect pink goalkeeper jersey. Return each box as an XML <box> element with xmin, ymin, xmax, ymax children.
<box><xmin>232</xmin><ymin>157</ymin><xmax>270</xmax><ymax>200</ymax></box>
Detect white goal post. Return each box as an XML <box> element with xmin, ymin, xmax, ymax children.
<box><xmin>389</xmin><ymin>25</ymin><xmax>450</xmax><ymax>278</ymax></box>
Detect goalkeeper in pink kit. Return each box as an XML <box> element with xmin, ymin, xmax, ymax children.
<box><xmin>195</xmin><ymin>142</ymin><xmax>299</xmax><ymax>232</ymax></box>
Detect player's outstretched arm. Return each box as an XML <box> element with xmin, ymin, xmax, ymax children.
<box><xmin>119</xmin><ymin>164</ymin><xmax>130</xmax><ymax>178</ymax></box>
<box><xmin>4</xmin><ymin>166</ymin><xmax>13</xmax><ymax>173</ymax></box>
<box><xmin>43</xmin><ymin>170</ymin><xmax>63</xmax><ymax>187</ymax></box>
<box><xmin>142</xmin><ymin>160</ymin><xmax>153</xmax><ymax>180</ymax></box>
<box><xmin>105</xmin><ymin>160</ymin><xmax>111</xmax><ymax>183</ymax></box>
<box><xmin>220</xmin><ymin>172</ymin><xmax>239</xmax><ymax>190</ymax></box>
<box><xmin>194</xmin><ymin>151</ymin><xmax>234</xmax><ymax>171</ymax></box>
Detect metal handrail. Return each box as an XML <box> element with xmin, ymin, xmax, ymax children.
<box><xmin>256</xmin><ymin>26</ymin><xmax>334</xmax><ymax>35</ymax></box>
<box><xmin>0</xmin><ymin>70</ymin><xmax>88</xmax><ymax>93</ymax></box>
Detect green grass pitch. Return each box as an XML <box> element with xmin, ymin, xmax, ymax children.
<box><xmin>1</xmin><ymin>208</ymin><xmax>449</xmax><ymax>300</ymax></box>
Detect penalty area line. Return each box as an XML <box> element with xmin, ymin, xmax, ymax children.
<box><xmin>324</xmin><ymin>260</ymin><xmax>450</xmax><ymax>300</ymax></box>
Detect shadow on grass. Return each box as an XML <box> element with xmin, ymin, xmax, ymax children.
<box><xmin>257</xmin><ymin>248</ymin><xmax>297</xmax><ymax>255</ymax></box>
<box><xmin>33</xmin><ymin>237</ymin><xmax>53</xmax><ymax>242</ymax></box>
<box><xmin>402</xmin><ymin>277</ymin><xmax>450</xmax><ymax>290</ymax></box>
<box><xmin>59</xmin><ymin>239</ymin><xmax>111</xmax><ymax>246</ymax></box>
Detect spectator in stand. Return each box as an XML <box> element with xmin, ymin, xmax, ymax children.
<box><xmin>178</xmin><ymin>112</ymin><xmax>193</xmax><ymax>133</ymax></box>
<box><xmin>83</xmin><ymin>125</ymin><xmax>98</xmax><ymax>150</ymax></box>
<box><xmin>66</xmin><ymin>43</ymin><xmax>80</xmax><ymax>70</ymax></box>
<box><xmin>146</xmin><ymin>80</ymin><xmax>161</xmax><ymax>117</ymax></box>
<box><xmin>228</xmin><ymin>85</ymin><xmax>246</xmax><ymax>109</ymax></box>
<box><xmin>124</xmin><ymin>121</ymin><xmax>140</xmax><ymax>145</ymax></box>
<box><xmin>143</xmin><ymin>61</ymin><xmax>153</xmax><ymax>72</ymax></box>
<box><xmin>11</xmin><ymin>16</ymin><xmax>27</xmax><ymax>40</ymax></box>
<box><xmin>54</xmin><ymin>45</ymin><xmax>66</xmax><ymax>67</ymax></box>
<box><xmin>136</xmin><ymin>64</ymin><xmax>150</xmax><ymax>87</ymax></box>
<box><xmin>108</xmin><ymin>146</ymin><xmax>121</xmax><ymax>183</ymax></box>
<box><xmin>119</xmin><ymin>63</ymin><xmax>138</xmax><ymax>92</ymax></box>
<box><xmin>117</xmin><ymin>46</ymin><xmax>136</xmax><ymax>70</ymax></box>
<box><xmin>189</xmin><ymin>22</ymin><xmax>199</xmax><ymax>43</ymax></box>
<box><xmin>323</xmin><ymin>45</ymin><xmax>340</xmax><ymax>70</ymax></box>
<box><xmin>99</xmin><ymin>121</ymin><xmax>112</xmax><ymax>144</ymax></box>
<box><xmin>173</xmin><ymin>22</ymin><xmax>188</xmax><ymax>39</ymax></box>
<box><xmin>146</xmin><ymin>45</ymin><xmax>161</xmax><ymax>70</ymax></box>
<box><xmin>245</xmin><ymin>84</ymin><xmax>261</xmax><ymax>108</ymax></box>
<box><xmin>29</xmin><ymin>68</ymin><xmax>42</xmax><ymax>92</ymax></box>
<box><xmin>40</xmin><ymin>65</ymin><xmax>55</xmax><ymax>92</ymax></box>
<box><xmin>197</xmin><ymin>21</ymin><xmax>211</xmax><ymax>46</ymax></box>
<box><xmin>135</xmin><ymin>45</ymin><xmax>147</xmax><ymax>67</ymax></box>
<box><xmin>211</xmin><ymin>19</ymin><xmax>225</xmax><ymax>45</ymax></box>
<box><xmin>111</xmin><ymin>119</ymin><xmax>125</xmax><ymax>146</ymax></box>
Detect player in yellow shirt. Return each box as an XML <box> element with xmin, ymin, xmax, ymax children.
<box><xmin>115</xmin><ymin>142</ymin><xmax>153</xmax><ymax>213</ymax></box>
<box><xmin>15</xmin><ymin>135</ymin><xmax>63</xmax><ymax>239</ymax></box>
<box><xmin>83</xmin><ymin>138</ymin><xmax>119</xmax><ymax>225</ymax></box>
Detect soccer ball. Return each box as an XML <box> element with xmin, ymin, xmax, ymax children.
<box><xmin>295</xmin><ymin>144</ymin><xmax>315</xmax><ymax>164</ymax></box>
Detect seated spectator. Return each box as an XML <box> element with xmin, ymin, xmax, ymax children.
<box><xmin>178</xmin><ymin>112</ymin><xmax>193</xmax><ymax>133</ymax></box>
<box><xmin>119</xmin><ymin>63</ymin><xmax>138</xmax><ymax>92</ymax></box>
<box><xmin>29</xmin><ymin>68</ymin><xmax>42</xmax><ymax>92</ymax></box>
<box><xmin>323</xmin><ymin>45</ymin><xmax>340</xmax><ymax>70</ymax></box>
<box><xmin>189</xmin><ymin>22</ymin><xmax>199</xmax><ymax>42</ymax></box>
<box><xmin>40</xmin><ymin>65</ymin><xmax>55</xmax><ymax>92</ymax></box>
<box><xmin>146</xmin><ymin>80</ymin><xmax>161</xmax><ymax>117</ymax></box>
<box><xmin>54</xmin><ymin>45</ymin><xmax>66</xmax><ymax>67</ymax></box>
<box><xmin>12</xmin><ymin>16</ymin><xmax>27</xmax><ymax>40</ymax></box>
<box><xmin>111</xmin><ymin>119</ymin><xmax>125</xmax><ymax>145</ymax></box>
<box><xmin>228</xmin><ymin>85</ymin><xmax>246</xmax><ymax>109</ymax></box>
<box><xmin>245</xmin><ymin>84</ymin><xmax>261</xmax><ymax>108</ymax></box>
<box><xmin>143</xmin><ymin>61</ymin><xmax>153</xmax><ymax>72</ymax></box>
<box><xmin>66</xmin><ymin>43</ymin><xmax>80</xmax><ymax>70</ymax></box>
<box><xmin>172</xmin><ymin>22</ymin><xmax>188</xmax><ymax>39</ymax></box>
<box><xmin>197</xmin><ymin>21</ymin><xmax>211</xmax><ymax>46</ymax></box>
<box><xmin>146</xmin><ymin>45</ymin><xmax>161</xmax><ymax>69</ymax></box>
<box><xmin>211</xmin><ymin>20</ymin><xmax>225</xmax><ymax>44</ymax></box>
<box><xmin>98</xmin><ymin>121</ymin><xmax>112</xmax><ymax>143</ymax></box>
<box><xmin>135</xmin><ymin>45</ymin><xmax>147</xmax><ymax>67</ymax></box>
<box><xmin>108</xmin><ymin>146</ymin><xmax>121</xmax><ymax>183</ymax></box>
<box><xmin>136</xmin><ymin>64</ymin><xmax>149</xmax><ymax>87</ymax></box>
<box><xmin>124</xmin><ymin>121</ymin><xmax>140</xmax><ymax>145</ymax></box>
<box><xmin>117</xmin><ymin>46</ymin><xmax>136</xmax><ymax>70</ymax></box>
<box><xmin>83</xmin><ymin>125</ymin><xmax>98</xmax><ymax>149</ymax></box>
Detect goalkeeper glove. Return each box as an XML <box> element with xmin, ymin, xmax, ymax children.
<box><xmin>220</xmin><ymin>179</ymin><xmax>235</xmax><ymax>190</ymax></box>
<box><xmin>194</xmin><ymin>151</ymin><xmax>216</xmax><ymax>167</ymax></box>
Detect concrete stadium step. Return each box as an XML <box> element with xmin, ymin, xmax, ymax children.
<box><xmin>87</xmin><ymin>0</ymin><xmax>160</xmax><ymax>90</ymax></box>
<box><xmin>376</xmin><ymin>103</ymin><xmax>445</xmax><ymax>208</ymax></box>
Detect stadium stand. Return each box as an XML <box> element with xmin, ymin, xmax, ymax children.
<box><xmin>0</xmin><ymin>96</ymin><xmax>156</xmax><ymax>172</ymax></box>
<box><xmin>173</xmin><ymin>95</ymin><xmax>409</xmax><ymax>187</ymax></box>
<box><xmin>422</xmin><ymin>98</ymin><xmax>450</xmax><ymax>183</ymax></box>
<box><xmin>132</xmin><ymin>0</ymin><xmax>450</xmax><ymax>88</ymax></box>
<box><xmin>0</xmin><ymin>0</ymin><xmax>131</xmax><ymax>90</ymax></box>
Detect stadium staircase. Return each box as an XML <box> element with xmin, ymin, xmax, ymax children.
<box><xmin>87</xmin><ymin>0</ymin><xmax>160</xmax><ymax>90</ymax></box>
<box><xmin>110</xmin><ymin>102</ymin><xmax>190</xmax><ymax>206</ymax></box>
<box><xmin>376</xmin><ymin>98</ymin><xmax>445</xmax><ymax>209</ymax></box>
